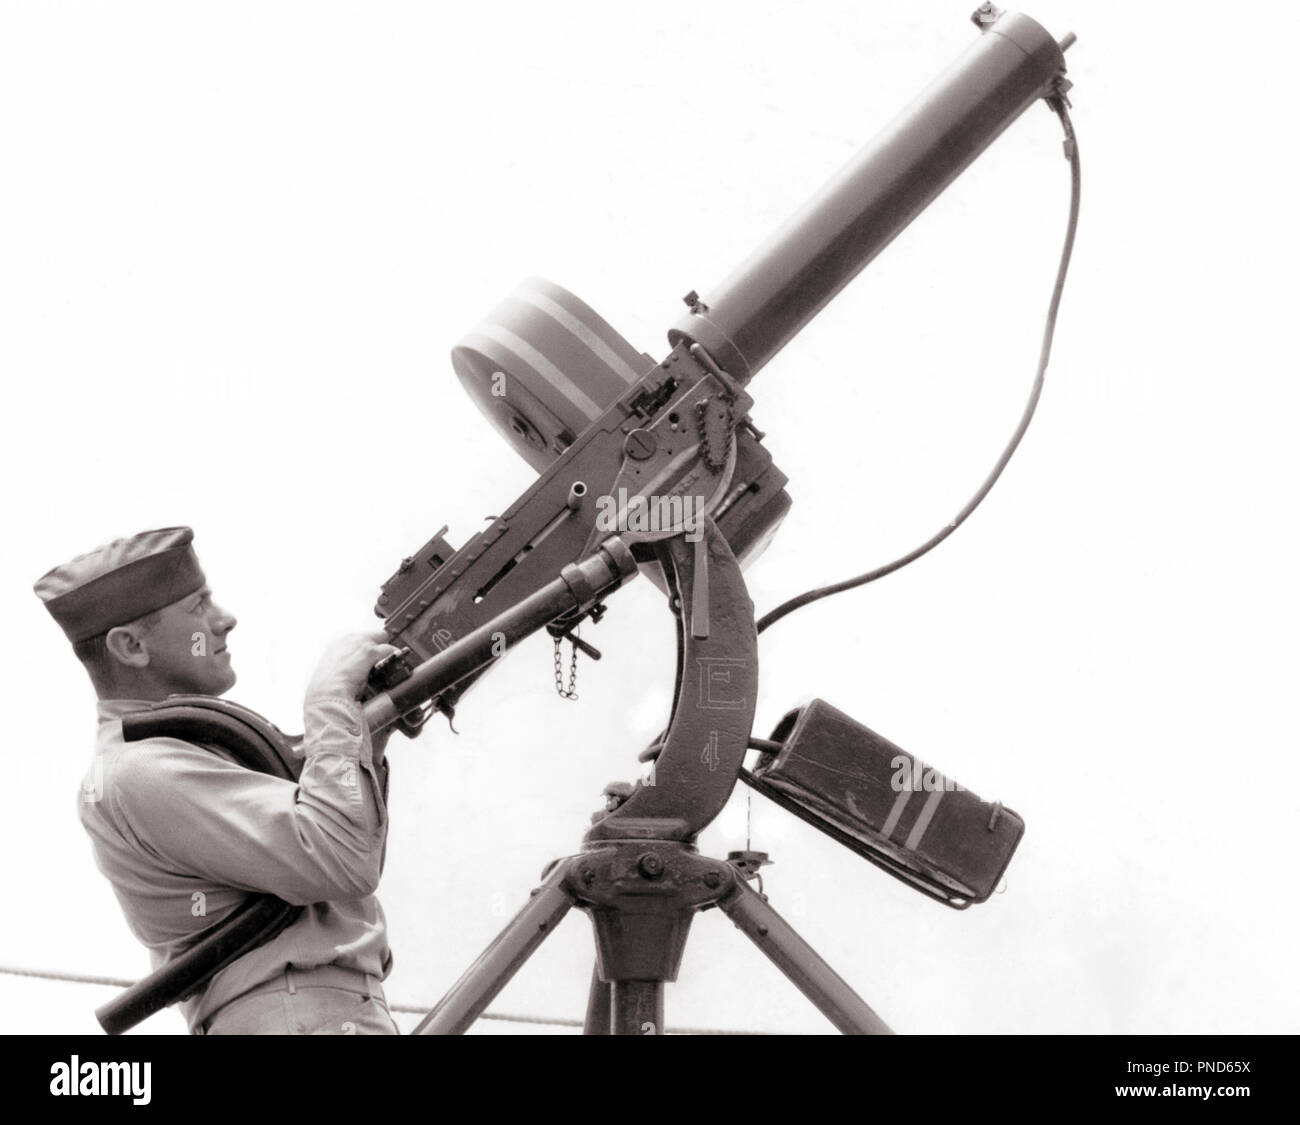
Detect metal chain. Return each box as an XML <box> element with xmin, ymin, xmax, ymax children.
<box><xmin>553</xmin><ymin>635</ymin><xmax>579</xmax><ymax>700</ymax></box>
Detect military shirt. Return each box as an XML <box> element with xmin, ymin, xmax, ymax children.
<box><xmin>81</xmin><ymin>697</ymin><xmax>393</xmax><ymax>1032</ymax></box>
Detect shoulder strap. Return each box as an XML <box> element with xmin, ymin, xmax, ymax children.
<box><xmin>98</xmin><ymin>697</ymin><xmax>305</xmax><ymax>1034</ymax></box>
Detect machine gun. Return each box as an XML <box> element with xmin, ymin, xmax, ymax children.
<box><xmin>359</xmin><ymin>5</ymin><xmax>1078</xmax><ymax>1034</ymax></box>
<box><xmin>97</xmin><ymin>5</ymin><xmax>1079</xmax><ymax>1035</ymax></box>
<box><xmin>366</xmin><ymin>6</ymin><xmax>1076</xmax><ymax>737</ymax></box>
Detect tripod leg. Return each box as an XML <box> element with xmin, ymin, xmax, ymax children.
<box><xmin>413</xmin><ymin>867</ymin><xmax>574</xmax><ymax>1035</ymax></box>
<box><xmin>583</xmin><ymin>966</ymin><xmax>611</xmax><ymax>1035</ymax></box>
<box><xmin>718</xmin><ymin>878</ymin><xmax>893</xmax><ymax>1035</ymax></box>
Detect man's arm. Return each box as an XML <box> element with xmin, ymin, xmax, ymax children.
<box><xmin>108</xmin><ymin>634</ymin><xmax>399</xmax><ymax>905</ymax></box>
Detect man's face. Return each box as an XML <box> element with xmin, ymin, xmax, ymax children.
<box><xmin>139</xmin><ymin>585</ymin><xmax>238</xmax><ymax>696</ymax></box>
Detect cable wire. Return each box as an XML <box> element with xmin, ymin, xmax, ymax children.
<box><xmin>0</xmin><ymin>962</ymin><xmax>760</xmax><ymax>1034</ymax></box>
<box><xmin>755</xmin><ymin>96</ymin><xmax>1081</xmax><ymax>637</ymax></box>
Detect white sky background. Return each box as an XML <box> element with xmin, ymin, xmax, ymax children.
<box><xmin>1</xmin><ymin>0</ymin><xmax>1296</xmax><ymax>1035</ymax></box>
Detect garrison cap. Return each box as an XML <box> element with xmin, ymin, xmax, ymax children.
<box><xmin>34</xmin><ymin>527</ymin><xmax>207</xmax><ymax>643</ymax></box>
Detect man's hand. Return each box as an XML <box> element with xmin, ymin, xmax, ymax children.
<box><xmin>306</xmin><ymin>632</ymin><xmax>400</xmax><ymax>705</ymax></box>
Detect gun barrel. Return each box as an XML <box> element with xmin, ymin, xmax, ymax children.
<box><xmin>668</xmin><ymin>10</ymin><xmax>1071</xmax><ymax>381</ymax></box>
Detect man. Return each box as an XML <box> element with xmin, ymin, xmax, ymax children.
<box><xmin>34</xmin><ymin>526</ymin><xmax>403</xmax><ymax>1034</ymax></box>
